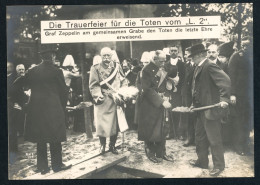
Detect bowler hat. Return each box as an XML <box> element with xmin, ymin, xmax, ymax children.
<box><xmin>189</xmin><ymin>44</ymin><xmax>207</xmax><ymax>57</ymax></box>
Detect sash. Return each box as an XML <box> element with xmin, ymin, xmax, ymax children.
<box><xmin>158</xmin><ymin>70</ymin><xmax>168</xmax><ymax>88</ymax></box>
<box><xmin>100</xmin><ymin>63</ymin><xmax>119</xmax><ymax>86</ymax></box>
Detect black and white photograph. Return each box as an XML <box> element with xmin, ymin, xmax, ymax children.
<box><xmin>6</xmin><ymin>3</ymin><xmax>254</xmax><ymax>179</ymax></box>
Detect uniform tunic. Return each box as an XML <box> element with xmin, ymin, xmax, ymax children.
<box><xmin>89</xmin><ymin>62</ymin><xmax>127</xmax><ymax>137</ymax></box>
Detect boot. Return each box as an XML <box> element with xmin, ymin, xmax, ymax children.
<box><xmin>99</xmin><ymin>137</ymin><xmax>106</xmax><ymax>155</ymax></box>
<box><xmin>109</xmin><ymin>144</ymin><xmax>118</xmax><ymax>155</ymax></box>
<box><xmin>100</xmin><ymin>144</ymin><xmax>106</xmax><ymax>154</ymax></box>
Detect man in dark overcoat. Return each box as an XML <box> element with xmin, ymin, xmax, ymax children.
<box><xmin>138</xmin><ymin>50</ymin><xmax>172</xmax><ymax>163</ymax></box>
<box><xmin>164</xmin><ymin>45</ymin><xmax>185</xmax><ymax>140</ymax></box>
<box><xmin>8</xmin><ymin>64</ymin><xmax>28</xmax><ymax>164</ymax></box>
<box><xmin>189</xmin><ymin>44</ymin><xmax>231</xmax><ymax>176</ymax></box>
<box><xmin>12</xmin><ymin>47</ymin><xmax>72</xmax><ymax>174</ymax></box>
<box><xmin>228</xmin><ymin>36</ymin><xmax>253</xmax><ymax>156</ymax></box>
<box><xmin>179</xmin><ymin>47</ymin><xmax>196</xmax><ymax>147</ymax></box>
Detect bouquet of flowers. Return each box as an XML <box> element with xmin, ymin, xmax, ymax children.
<box><xmin>111</xmin><ymin>86</ymin><xmax>139</xmax><ymax>105</ymax></box>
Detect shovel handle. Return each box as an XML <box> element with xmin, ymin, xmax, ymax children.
<box><xmin>191</xmin><ymin>103</ymin><xmax>221</xmax><ymax>111</ymax></box>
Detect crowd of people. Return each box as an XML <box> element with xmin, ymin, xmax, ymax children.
<box><xmin>7</xmin><ymin>36</ymin><xmax>253</xmax><ymax>177</ymax></box>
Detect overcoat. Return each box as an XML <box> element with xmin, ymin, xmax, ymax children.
<box><xmin>137</xmin><ymin>62</ymin><xmax>166</xmax><ymax>142</ymax></box>
<box><xmin>181</xmin><ymin>62</ymin><xmax>195</xmax><ymax>107</ymax></box>
<box><xmin>192</xmin><ymin>59</ymin><xmax>231</xmax><ymax>120</ymax></box>
<box><xmin>164</xmin><ymin>57</ymin><xmax>185</xmax><ymax>107</ymax></box>
<box><xmin>89</xmin><ymin>62</ymin><xmax>127</xmax><ymax>137</ymax></box>
<box><xmin>13</xmin><ymin>62</ymin><xmax>68</xmax><ymax>143</ymax></box>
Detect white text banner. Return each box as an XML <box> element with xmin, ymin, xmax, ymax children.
<box><xmin>41</xmin><ymin>16</ymin><xmax>221</xmax><ymax>43</ymax></box>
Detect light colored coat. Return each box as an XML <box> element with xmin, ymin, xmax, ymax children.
<box><xmin>89</xmin><ymin>61</ymin><xmax>127</xmax><ymax>137</ymax></box>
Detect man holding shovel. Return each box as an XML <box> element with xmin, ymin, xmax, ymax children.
<box><xmin>188</xmin><ymin>44</ymin><xmax>231</xmax><ymax>176</ymax></box>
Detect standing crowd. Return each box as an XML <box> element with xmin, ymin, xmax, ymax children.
<box><xmin>7</xmin><ymin>36</ymin><xmax>253</xmax><ymax>177</ymax></box>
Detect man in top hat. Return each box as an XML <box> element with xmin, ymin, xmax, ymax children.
<box><xmin>189</xmin><ymin>43</ymin><xmax>231</xmax><ymax>176</ymax></box>
<box><xmin>89</xmin><ymin>47</ymin><xmax>127</xmax><ymax>155</ymax></box>
<box><xmin>228</xmin><ymin>36</ymin><xmax>253</xmax><ymax>156</ymax></box>
<box><xmin>12</xmin><ymin>46</ymin><xmax>72</xmax><ymax>174</ymax></box>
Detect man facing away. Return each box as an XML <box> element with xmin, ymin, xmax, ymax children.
<box><xmin>189</xmin><ymin>44</ymin><xmax>231</xmax><ymax>176</ymax></box>
<box><xmin>12</xmin><ymin>46</ymin><xmax>72</xmax><ymax>174</ymax></box>
<box><xmin>89</xmin><ymin>47</ymin><xmax>127</xmax><ymax>155</ymax></box>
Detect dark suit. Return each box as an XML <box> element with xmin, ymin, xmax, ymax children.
<box><xmin>164</xmin><ymin>57</ymin><xmax>185</xmax><ymax>138</ymax></box>
<box><xmin>8</xmin><ymin>73</ymin><xmax>28</xmax><ymax>154</ymax></box>
<box><xmin>216</xmin><ymin>59</ymin><xmax>228</xmax><ymax>74</ymax></box>
<box><xmin>138</xmin><ymin>62</ymin><xmax>168</xmax><ymax>158</ymax></box>
<box><xmin>180</xmin><ymin>62</ymin><xmax>196</xmax><ymax>143</ymax></box>
<box><xmin>13</xmin><ymin>61</ymin><xmax>68</xmax><ymax>171</ymax></box>
<box><xmin>125</xmin><ymin>70</ymin><xmax>138</xmax><ymax>129</ymax></box>
<box><xmin>192</xmin><ymin>59</ymin><xmax>230</xmax><ymax>170</ymax></box>
<box><xmin>228</xmin><ymin>50</ymin><xmax>253</xmax><ymax>152</ymax></box>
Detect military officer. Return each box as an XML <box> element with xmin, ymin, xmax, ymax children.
<box><xmin>89</xmin><ymin>47</ymin><xmax>127</xmax><ymax>155</ymax></box>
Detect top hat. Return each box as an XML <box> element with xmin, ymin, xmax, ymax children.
<box><xmin>188</xmin><ymin>44</ymin><xmax>207</xmax><ymax>57</ymax></box>
<box><xmin>38</xmin><ymin>44</ymin><xmax>58</xmax><ymax>54</ymax></box>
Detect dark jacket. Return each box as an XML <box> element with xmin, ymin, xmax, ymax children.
<box><xmin>8</xmin><ymin>73</ymin><xmax>28</xmax><ymax>108</ymax></box>
<box><xmin>165</xmin><ymin>57</ymin><xmax>185</xmax><ymax>92</ymax></box>
<box><xmin>164</xmin><ymin>57</ymin><xmax>185</xmax><ymax>107</ymax></box>
<box><xmin>216</xmin><ymin>59</ymin><xmax>228</xmax><ymax>74</ymax></box>
<box><xmin>13</xmin><ymin>62</ymin><xmax>68</xmax><ymax>143</ymax></box>
<box><xmin>138</xmin><ymin>62</ymin><xmax>166</xmax><ymax>142</ymax></box>
<box><xmin>193</xmin><ymin>59</ymin><xmax>231</xmax><ymax>120</ymax></box>
<box><xmin>181</xmin><ymin>62</ymin><xmax>195</xmax><ymax>106</ymax></box>
<box><xmin>228</xmin><ymin>50</ymin><xmax>253</xmax><ymax>98</ymax></box>
<box><xmin>125</xmin><ymin>70</ymin><xmax>137</xmax><ymax>87</ymax></box>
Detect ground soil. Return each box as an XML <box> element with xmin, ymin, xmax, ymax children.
<box><xmin>9</xmin><ymin>129</ymin><xmax>254</xmax><ymax>179</ymax></box>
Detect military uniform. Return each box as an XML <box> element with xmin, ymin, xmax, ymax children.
<box><xmin>137</xmin><ymin>62</ymin><xmax>170</xmax><ymax>160</ymax></box>
<box><xmin>89</xmin><ymin>61</ymin><xmax>127</xmax><ymax>149</ymax></box>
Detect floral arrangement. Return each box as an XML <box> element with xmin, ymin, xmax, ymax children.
<box><xmin>112</xmin><ymin>86</ymin><xmax>139</xmax><ymax>104</ymax></box>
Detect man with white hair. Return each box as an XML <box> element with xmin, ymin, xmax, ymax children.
<box><xmin>138</xmin><ymin>50</ymin><xmax>173</xmax><ymax>163</ymax></box>
<box><xmin>8</xmin><ymin>63</ymin><xmax>28</xmax><ymax>163</ymax></box>
<box><xmin>16</xmin><ymin>64</ymin><xmax>25</xmax><ymax>77</ymax></box>
<box><xmin>89</xmin><ymin>47</ymin><xmax>127</xmax><ymax>155</ymax></box>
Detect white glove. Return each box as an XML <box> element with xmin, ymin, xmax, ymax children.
<box><xmin>219</xmin><ymin>101</ymin><xmax>228</xmax><ymax>108</ymax></box>
<box><xmin>230</xmin><ymin>96</ymin><xmax>236</xmax><ymax>105</ymax></box>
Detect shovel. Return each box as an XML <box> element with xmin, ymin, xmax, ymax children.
<box><xmin>172</xmin><ymin>103</ymin><xmax>221</xmax><ymax>113</ymax></box>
